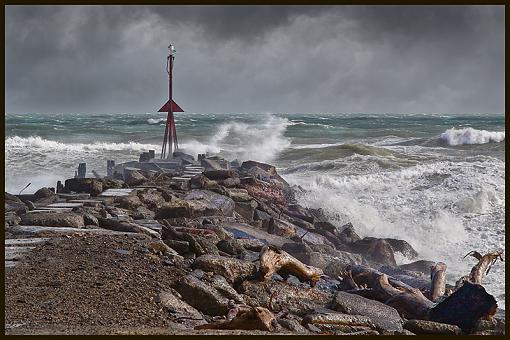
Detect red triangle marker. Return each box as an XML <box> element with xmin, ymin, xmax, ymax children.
<box><xmin>158</xmin><ymin>99</ymin><xmax>184</xmax><ymax>112</ymax></box>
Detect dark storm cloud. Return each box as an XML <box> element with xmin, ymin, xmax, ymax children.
<box><xmin>5</xmin><ymin>5</ymin><xmax>504</xmax><ymax>114</ymax></box>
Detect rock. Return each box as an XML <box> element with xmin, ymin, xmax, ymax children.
<box><xmin>145</xmin><ymin>240</ymin><xmax>179</xmax><ymax>256</ymax></box>
<box><xmin>234</xmin><ymin>201</ymin><xmax>258</xmax><ymax>221</ymax></box>
<box><xmin>192</xmin><ymin>254</ymin><xmax>257</xmax><ymax>284</ymax></box>
<box><xmin>5</xmin><ymin>211</ymin><xmax>21</xmax><ymax>225</ymax></box>
<box><xmin>351</xmin><ymin>237</ymin><xmax>396</xmax><ymax>266</ymax></box>
<box><xmin>336</xmin><ymin>222</ymin><xmax>361</xmax><ymax>244</ymax></box>
<box><xmin>226</xmin><ymin>188</ymin><xmax>252</xmax><ymax>202</ymax></box>
<box><xmin>196</xmin><ymin>306</ymin><xmax>277</xmax><ymax>332</ymax></box>
<box><xmin>204</xmin><ymin>170</ymin><xmax>238</xmax><ymax>181</ymax></box>
<box><xmin>205</xmin><ymin>275</ymin><xmax>245</xmax><ymax>304</ymax></box>
<box><xmin>268</xmin><ymin>218</ymin><xmax>296</xmax><ymax>238</ymax></box>
<box><xmin>33</xmin><ymin>187</ymin><xmax>55</xmax><ymax>199</ymax></box>
<box><xmin>174</xmin><ymin>274</ymin><xmax>230</xmax><ymax>316</ymax></box>
<box><xmin>381</xmin><ymin>238</ymin><xmax>418</xmax><ymax>259</ymax></box>
<box><xmin>137</xmin><ymin>189</ymin><xmax>165</xmax><ymax>210</ymax></box>
<box><xmin>114</xmin><ymin>195</ymin><xmax>143</xmax><ymax>210</ymax></box>
<box><xmin>64</xmin><ymin>178</ymin><xmax>103</xmax><ymax>196</ymax></box>
<box><xmin>20</xmin><ymin>211</ymin><xmax>85</xmax><ymax>228</ymax></box>
<box><xmin>236</xmin><ymin>238</ymin><xmax>266</xmax><ymax>252</ymax></box>
<box><xmin>158</xmin><ymin>289</ymin><xmax>206</xmax><ymax>327</ymax></box>
<box><xmin>284</xmin><ymin>204</ymin><xmax>314</xmax><ymax>223</ymax></box>
<box><xmin>183</xmin><ymin>190</ymin><xmax>235</xmax><ymax>217</ymax></box>
<box><xmin>100</xmin><ymin>178</ymin><xmax>126</xmax><ymax>190</ymax></box>
<box><xmin>164</xmin><ymin>239</ymin><xmax>191</xmax><ymax>255</ymax></box>
<box><xmin>190</xmin><ymin>174</ymin><xmax>210</xmax><ymax>189</ymax></box>
<box><xmin>221</xmin><ymin>177</ymin><xmax>241</xmax><ymax>188</ymax></box>
<box><xmin>253</xmin><ymin>209</ymin><xmax>272</xmax><ymax>229</ymax></box>
<box><xmin>302</xmin><ymin>309</ymin><xmax>376</xmax><ymax>333</ymax></box>
<box><xmin>240</xmin><ymin>161</ymin><xmax>288</xmax><ymax>187</ymax></box>
<box><xmin>239</xmin><ymin>280</ymin><xmax>333</xmax><ymax>316</ymax></box>
<box><xmin>403</xmin><ymin>319</ymin><xmax>462</xmax><ymax>335</ymax></box>
<box><xmin>98</xmin><ymin>217</ymin><xmax>160</xmax><ymax>238</ymax></box>
<box><xmin>124</xmin><ymin>169</ymin><xmax>147</xmax><ymax>186</ymax></box>
<box><xmin>155</xmin><ymin>199</ymin><xmax>192</xmax><ymax>219</ymax></box>
<box><xmin>399</xmin><ymin>260</ymin><xmax>436</xmax><ymax>275</ymax></box>
<box><xmin>429</xmin><ymin>282</ymin><xmax>497</xmax><ymax>332</ymax></box>
<box><xmin>83</xmin><ymin>213</ymin><xmax>99</xmax><ymax>226</ymax></box>
<box><xmin>130</xmin><ymin>206</ymin><xmax>156</xmax><ymax>220</ymax></box>
<box><xmin>332</xmin><ymin>291</ymin><xmax>403</xmax><ymax>332</ymax></box>
<box><xmin>278</xmin><ymin>316</ymin><xmax>310</xmax><ymax>333</ymax></box>
<box><xmin>5</xmin><ymin>193</ymin><xmax>28</xmax><ymax>215</ymax></box>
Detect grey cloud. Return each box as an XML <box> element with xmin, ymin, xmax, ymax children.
<box><xmin>5</xmin><ymin>5</ymin><xmax>504</xmax><ymax>114</ymax></box>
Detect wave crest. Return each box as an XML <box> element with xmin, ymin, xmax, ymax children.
<box><xmin>440</xmin><ymin>127</ymin><xmax>505</xmax><ymax>146</ymax></box>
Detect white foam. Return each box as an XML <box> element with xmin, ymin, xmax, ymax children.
<box><xmin>440</xmin><ymin>127</ymin><xmax>505</xmax><ymax>146</ymax></box>
<box><xmin>147</xmin><ymin>118</ymin><xmax>166</xmax><ymax>125</ymax></box>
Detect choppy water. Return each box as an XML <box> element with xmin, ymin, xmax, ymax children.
<box><xmin>5</xmin><ymin>112</ymin><xmax>505</xmax><ymax>308</ymax></box>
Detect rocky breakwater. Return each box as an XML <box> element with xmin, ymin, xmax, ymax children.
<box><xmin>4</xmin><ymin>159</ymin><xmax>505</xmax><ymax>335</ymax></box>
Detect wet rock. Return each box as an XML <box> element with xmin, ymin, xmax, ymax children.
<box><xmin>351</xmin><ymin>237</ymin><xmax>396</xmax><ymax>266</ymax></box>
<box><xmin>239</xmin><ymin>280</ymin><xmax>333</xmax><ymax>316</ymax></box>
<box><xmin>268</xmin><ymin>218</ymin><xmax>296</xmax><ymax>238</ymax></box>
<box><xmin>174</xmin><ymin>274</ymin><xmax>230</xmax><ymax>316</ymax></box>
<box><xmin>155</xmin><ymin>199</ymin><xmax>192</xmax><ymax>219</ymax></box>
<box><xmin>234</xmin><ymin>201</ymin><xmax>258</xmax><ymax>222</ymax></box>
<box><xmin>64</xmin><ymin>178</ymin><xmax>103</xmax><ymax>196</ymax></box>
<box><xmin>302</xmin><ymin>309</ymin><xmax>376</xmax><ymax>333</ymax></box>
<box><xmin>158</xmin><ymin>289</ymin><xmax>207</xmax><ymax>327</ymax></box>
<box><xmin>124</xmin><ymin>169</ymin><xmax>147</xmax><ymax>186</ymax></box>
<box><xmin>381</xmin><ymin>238</ymin><xmax>418</xmax><ymax>259</ymax></box>
<box><xmin>20</xmin><ymin>211</ymin><xmax>85</xmax><ymax>228</ymax></box>
<box><xmin>332</xmin><ymin>291</ymin><xmax>403</xmax><ymax>332</ymax></box>
<box><xmin>192</xmin><ymin>254</ymin><xmax>257</xmax><ymax>284</ymax></box>
<box><xmin>336</xmin><ymin>222</ymin><xmax>361</xmax><ymax>244</ymax></box>
<box><xmin>403</xmin><ymin>319</ymin><xmax>462</xmax><ymax>335</ymax></box>
<box><xmin>183</xmin><ymin>190</ymin><xmax>235</xmax><ymax>217</ymax></box>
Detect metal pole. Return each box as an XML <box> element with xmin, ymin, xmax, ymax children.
<box><xmin>167</xmin><ymin>53</ymin><xmax>174</xmax><ymax>158</ymax></box>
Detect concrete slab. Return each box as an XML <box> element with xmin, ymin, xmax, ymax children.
<box><xmin>99</xmin><ymin>189</ymin><xmax>135</xmax><ymax>197</ymax></box>
<box><xmin>30</xmin><ymin>208</ymin><xmax>74</xmax><ymax>213</ymax></box>
<box><xmin>7</xmin><ymin>225</ymin><xmax>139</xmax><ymax>237</ymax></box>
<box><xmin>47</xmin><ymin>202</ymin><xmax>84</xmax><ymax>208</ymax></box>
<box><xmin>171</xmin><ymin>177</ymin><xmax>190</xmax><ymax>182</ymax></box>
<box><xmin>58</xmin><ymin>193</ymin><xmax>91</xmax><ymax>200</ymax></box>
<box><xmin>5</xmin><ymin>246</ymin><xmax>35</xmax><ymax>260</ymax></box>
<box><xmin>5</xmin><ymin>238</ymin><xmax>51</xmax><ymax>246</ymax></box>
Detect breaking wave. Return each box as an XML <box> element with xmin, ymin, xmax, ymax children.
<box><xmin>440</xmin><ymin>127</ymin><xmax>505</xmax><ymax>146</ymax></box>
<box><xmin>5</xmin><ymin>136</ymin><xmax>159</xmax><ymax>153</ymax></box>
<box><xmin>147</xmin><ymin>118</ymin><xmax>166</xmax><ymax>125</ymax></box>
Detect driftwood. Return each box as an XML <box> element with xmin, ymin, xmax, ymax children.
<box><xmin>195</xmin><ymin>306</ymin><xmax>277</xmax><ymax>331</ymax></box>
<box><xmin>463</xmin><ymin>249</ymin><xmax>504</xmax><ymax>285</ymax></box>
<box><xmin>258</xmin><ymin>245</ymin><xmax>323</xmax><ymax>286</ymax></box>
<box><xmin>429</xmin><ymin>262</ymin><xmax>447</xmax><ymax>302</ymax></box>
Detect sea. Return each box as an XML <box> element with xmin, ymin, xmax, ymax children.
<box><xmin>5</xmin><ymin>112</ymin><xmax>506</xmax><ymax>309</ymax></box>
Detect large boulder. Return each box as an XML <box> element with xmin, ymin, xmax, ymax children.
<box><xmin>64</xmin><ymin>178</ymin><xmax>103</xmax><ymax>196</ymax></box>
<box><xmin>380</xmin><ymin>238</ymin><xmax>418</xmax><ymax>259</ymax></box>
<box><xmin>284</xmin><ymin>204</ymin><xmax>315</xmax><ymax>223</ymax></box>
<box><xmin>5</xmin><ymin>192</ymin><xmax>28</xmax><ymax>215</ymax></box>
<box><xmin>192</xmin><ymin>254</ymin><xmax>257</xmax><ymax>284</ymax></box>
<box><xmin>114</xmin><ymin>195</ymin><xmax>143</xmax><ymax>210</ymax></box>
<box><xmin>399</xmin><ymin>260</ymin><xmax>436</xmax><ymax>275</ymax></box>
<box><xmin>137</xmin><ymin>189</ymin><xmax>166</xmax><ymax>210</ymax></box>
<box><xmin>157</xmin><ymin>289</ymin><xmax>207</xmax><ymax>328</ymax></box>
<box><xmin>240</xmin><ymin>161</ymin><xmax>289</xmax><ymax>187</ymax></box>
<box><xmin>332</xmin><ymin>291</ymin><xmax>403</xmax><ymax>332</ymax></box>
<box><xmin>32</xmin><ymin>187</ymin><xmax>58</xmax><ymax>206</ymax></box>
<box><xmin>183</xmin><ymin>190</ymin><xmax>235</xmax><ymax>217</ymax></box>
<box><xmin>124</xmin><ymin>169</ymin><xmax>147</xmax><ymax>186</ymax></box>
<box><xmin>173</xmin><ymin>274</ymin><xmax>230</xmax><ymax>316</ymax></box>
<box><xmin>268</xmin><ymin>218</ymin><xmax>297</xmax><ymax>238</ymax></box>
<box><xmin>20</xmin><ymin>211</ymin><xmax>85</xmax><ymax>228</ymax></box>
<box><xmin>203</xmin><ymin>170</ymin><xmax>239</xmax><ymax>181</ymax></box>
<box><xmin>240</xmin><ymin>280</ymin><xmax>333</xmax><ymax>317</ymax></box>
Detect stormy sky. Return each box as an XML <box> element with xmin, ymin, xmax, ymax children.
<box><xmin>5</xmin><ymin>5</ymin><xmax>505</xmax><ymax>115</ymax></box>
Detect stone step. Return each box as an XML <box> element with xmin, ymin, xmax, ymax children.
<box><xmin>58</xmin><ymin>193</ymin><xmax>91</xmax><ymax>200</ymax></box>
